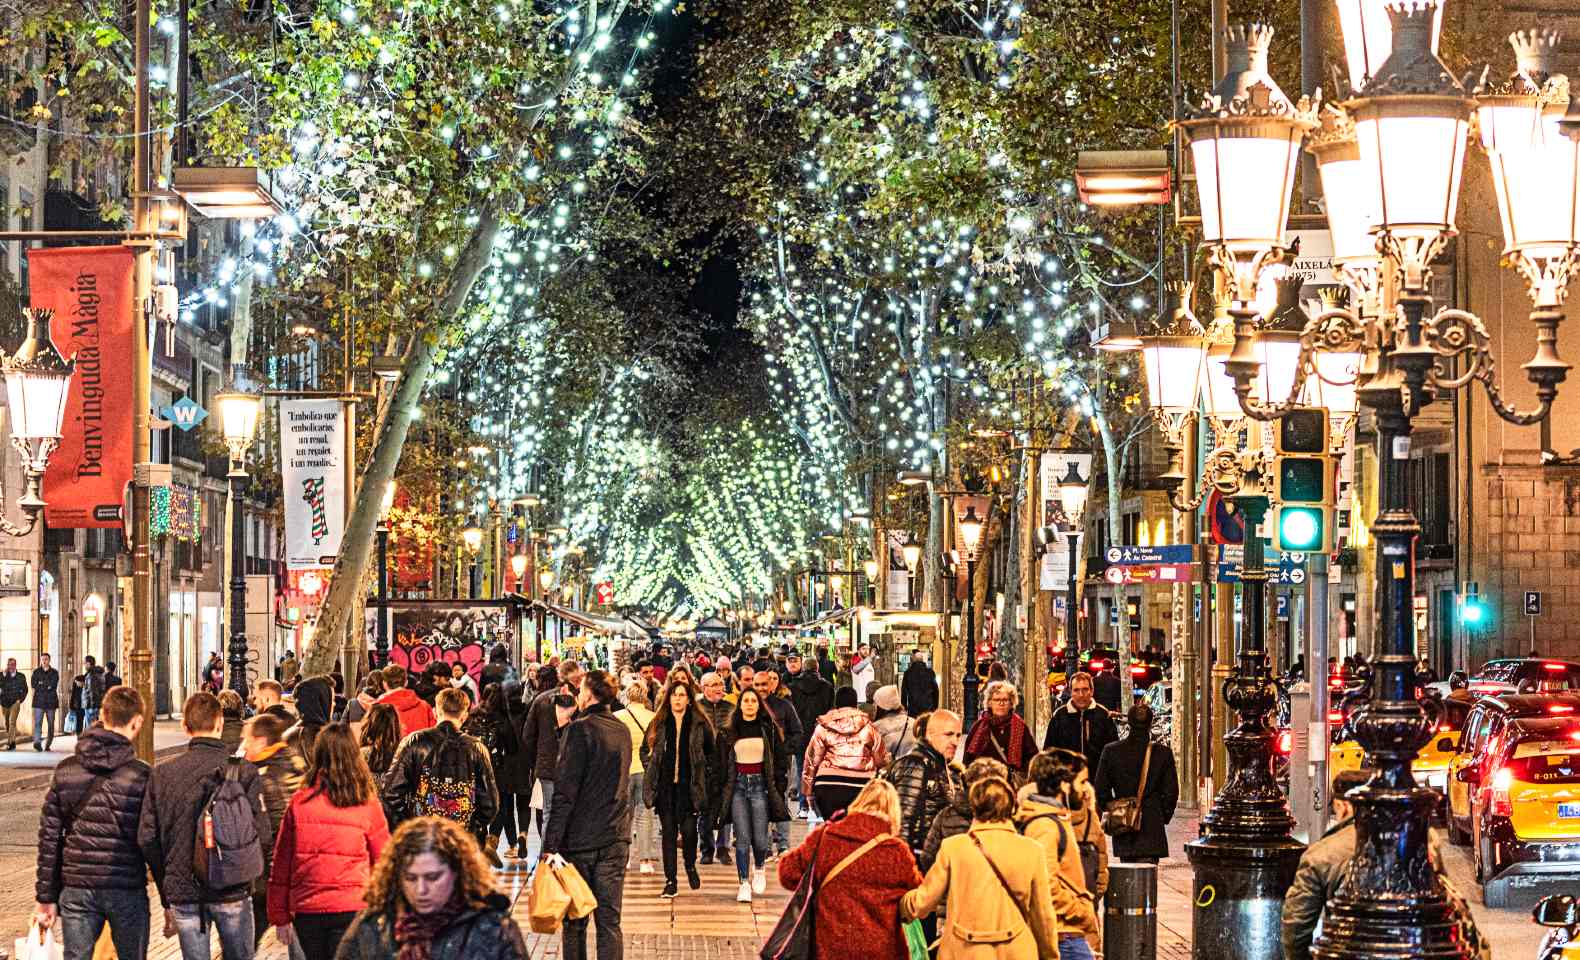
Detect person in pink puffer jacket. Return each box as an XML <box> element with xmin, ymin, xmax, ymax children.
<box><xmin>801</xmin><ymin>686</ymin><xmax>889</xmax><ymax>821</ymax></box>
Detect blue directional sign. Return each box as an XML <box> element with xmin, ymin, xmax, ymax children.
<box><xmin>1105</xmin><ymin>544</ymin><xmax>1195</xmax><ymax>566</ymax></box>
<box><xmin>159</xmin><ymin>396</ymin><xmax>208</xmax><ymax>432</ymax></box>
<box><xmin>1216</xmin><ymin>545</ymin><xmax>1308</xmax><ymax>584</ymax></box>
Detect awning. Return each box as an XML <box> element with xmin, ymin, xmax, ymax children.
<box><xmin>537</xmin><ymin>601</ymin><xmax>649</xmax><ymax>640</ymax></box>
<box><xmin>799</xmin><ymin>606</ymin><xmax>860</xmax><ymax>629</ymax></box>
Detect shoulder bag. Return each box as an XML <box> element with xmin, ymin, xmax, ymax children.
<box><xmin>1101</xmin><ymin>741</ymin><xmax>1152</xmax><ymax>836</ymax></box>
<box><xmin>968</xmin><ymin>834</ymin><xmax>1031</xmax><ymax>929</ymax></box>
<box><xmin>761</xmin><ymin>831</ymin><xmax>892</xmax><ymax>960</ymax></box>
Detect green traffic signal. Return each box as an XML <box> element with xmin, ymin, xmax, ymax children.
<box><xmin>1460</xmin><ymin>595</ymin><xmax>1488</xmax><ymax>625</ymax></box>
<box><xmin>1277</xmin><ymin>505</ymin><xmax>1324</xmax><ymax>551</ymax></box>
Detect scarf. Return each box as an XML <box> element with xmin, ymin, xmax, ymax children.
<box><xmin>394</xmin><ymin>889</ymin><xmax>466</xmax><ymax>960</ymax></box>
<box><xmin>965</xmin><ymin>710</ymin><xmax>1030</xmax><ymax>770</ymax></box>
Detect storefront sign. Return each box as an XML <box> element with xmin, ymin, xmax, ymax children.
<box><xmin>31</xmin><ymin>246</ymin><xmax>135</xmax><ymax>528</ymax></box>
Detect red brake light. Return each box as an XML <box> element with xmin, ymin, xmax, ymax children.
<box><xmin>1545</xmin><ymin>663</ymin><xmax>1570</xmax><ymax>672</ymax></box>
<box><xmin>1130</xmin><ymin>665</ymin><xmax>1147</xmax><ymax>676</ymax></box>
<box><xmin>1277</xmin><ymin>731</ymin><xmax>1293</xmax><ymax>754</ymax></box>
<box><xmin>1435</xmin><ymin>723</ymin><xmax>1450</xmax><ymax>732</ymax></box>
<box><xmin>1549</xmin><ymin>704</ymin><xmax>1576</xmax><ymax>714</ymax></box>
<box><xmin>1327</xmin><ymin>710</ymin><xmax>1343</xmax><ymax>724</ymax></box>
<box><xmin>1488</xmin><ymin>766</ymin><xmax>1514</xmax><ymax>818</ymax></box>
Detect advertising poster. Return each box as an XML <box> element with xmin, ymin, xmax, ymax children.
<box><xmin>886</xmin><ymin>530</ymin><xmax>914</xmax><ymax>608</ymax></box>
<box><xmin>30</xmin><ymin>246</ymin><xmax>135</xmax><ymax>528</ymax></box>
<box><xmin>280</xmin><ymin>399</ymin><xmax>347</xmax><ymax>569</ymax></box>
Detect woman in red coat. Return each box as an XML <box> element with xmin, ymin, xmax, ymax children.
<box><xmin>268</xmin><ymin>722</ymin><xmax>390</xmax><ymax>960</ymax></box>
<box><xmin>777</xmin><ymin>779</ymin><xmax>925</xmax><ymax>960</ymax></box>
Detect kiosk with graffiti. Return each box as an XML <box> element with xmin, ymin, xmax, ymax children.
<box><xmin>365</xmin><ymin>603</ymin><xmax>514</xmax><ymax>682</ymax></box>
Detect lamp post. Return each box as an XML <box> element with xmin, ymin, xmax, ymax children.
<box><xmin>539</xmin><ymin>568</ymin><xmax>556</xmax><ymax>650</ymax></box>
<box><xmin>956</xmin><ymin>502</ymin><xmax>986</xmax><ymax>721</ymax></box>
<box><xmin>462</xmin><ymin>523</ymin><xmax>484</xmax><ymax>599</ymax></box>
<box><xmin>901</xmin><ymin>538</ymin><xmax>922</xmax><ymax>609</ymax></box>
<box><xmin>215</xmin><ymin>389</ymin><xmax>261</xmax><ymax>698</ymax></box>
<box><xmin>0</xmin><ymin>308</ymin><xmax>74</xmax><ymax>536</ymax></box>
<box><xmin>1055</xmin><ymin>458</ymin><xmax>1092</xmax><ymax>687</ymax></box>
<box><xmin>863</xmin><ymin>558</ymin><xmax>879</xmax><ymax>605</ymax></box>
<box><xmin>373</xmin><ymin>481</ymin><xmax>395</xmax><ymax>670</ymax></box>
<box><xmin>1167</xmin><ymin>23</ymin><xmax>1316</xmax><ymax>960</ymax></box>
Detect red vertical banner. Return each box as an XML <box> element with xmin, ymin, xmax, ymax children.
<box><xmin>28</xmin><ymin>246</ymin><xmax>135</xmax><ymax>528</ymax></box>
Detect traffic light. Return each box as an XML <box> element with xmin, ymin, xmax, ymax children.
<box><xmin>1273</xmin><ymin>407</ymin><xmax>1335</xmax><ymax>553</ymax></box>
<box><xmin>1460</xmin><ymin>583</ymin><xmax>1489</xmax><ymax>627</ymax></box>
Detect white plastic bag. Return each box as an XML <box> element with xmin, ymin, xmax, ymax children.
<box><xmin>15</xmin><ymin>922</ymin><xmax>63</xmax><ymax>960</ymax></box>
<box><xmin>529</xmin><ymin>779</ymin><xmax>544</xmax><ymax>811</ymax></box>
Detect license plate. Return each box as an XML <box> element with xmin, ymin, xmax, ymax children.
<box><xmin>1557</xmin><ymin>802</ymin><xmax>1580</xmax><ymax>819</ymax></box>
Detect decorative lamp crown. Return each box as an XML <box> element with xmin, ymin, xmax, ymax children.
<box><xmin>1509</xmin><ymin>29</ymin><xmax>1560</xmax><ymax>86</ymax></box>
<box><xmin>1365</xmin><ymin>4</ymin><xmax>1465</xmax><ymax>97</ymax></box>
<box><xmin>1213</xmin><ymin>24</ymin><xmax>1288</xmax><ymax>108</ymax></box>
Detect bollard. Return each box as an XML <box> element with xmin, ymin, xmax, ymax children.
<box><xmin>1105</xmin><ymin>862</ymin><xmax>1158</xmax><ymax>960</ymax></box>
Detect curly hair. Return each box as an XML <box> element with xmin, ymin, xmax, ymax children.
<box><xmin>363</xmin><ymin>817</ymin><xmax>496</xmax><ymax>914</ymax></box>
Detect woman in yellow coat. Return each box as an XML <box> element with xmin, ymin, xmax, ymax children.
<box><xmin>901</xmin><ymin>776</ymin><xmax>1061</xmax><ymax>960</ymax></box>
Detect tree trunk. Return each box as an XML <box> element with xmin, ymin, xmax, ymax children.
<box><xmin>300</xmin><ymin>206</ymin><xmax>502</xmax><ymax>676</ymax></box>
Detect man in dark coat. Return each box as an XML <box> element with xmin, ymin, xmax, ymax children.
<box><xmin>0</xmin><ymin>657</ymin><xmax>28</xmax><ymax>749</ymax></box>
<box><xmin>543</xmin><ymin>670</ymin><xmax>631</xmax><ymax>960</ymax></box>
<box><xmin>1093</xmin><ymin>702</ymin><xmax>1179</xmax><ymax>862</ymax></box>
<box><xmin>816</xmin><ymin>647</ymin><xmax>838</xmax><ymax>686</ymax></box>
<box><xmin>480</xmin><ymin>642</ymin><xmax>514</xmax><ymax>691</ymax></box>
<box><xmin>1092</xmin><ymin>666</ymin><xmax>1122</xmax><ymax>713</ymax></box>
<box><xmin>138</xmin><ymin>691</ymin><xmax>272</xmax><ymax>960</ymax></box>
<box><xmin>786</xmin><ymin>661</ymin><xmax>834</xmax><ymax>814</ymax></box>
<box><xmin>381</xmin><ymin>687</ymin><xmax>500</xmax><ymax>858</ymax></box>
<box><xmin>1044</xmin><ymin>671</ymin><xmax>1120</xmax><ymax>775</ymax></box>
<box><xmin>519</xmin><ymin>659</ymin><xmax>583</xmax><ymax>832</ymax></box>
<box><xmin>31</xmin><ymin>653</ymin><xmax>59</xmax><ymax>751</ymax></box>
<box><xmin>35</xmin><ymin>686</ymin><xmax>151</xmax><ymax>960</ymax></box>
<box><xmin>753</xmin><ymin>667</ymin><xmax>801</xmax><ymax>854</ymax></box>
<box><xmin>901</xmin><ymin>652</ymin><xmax>938</xmax><ymax>716</ymax></box>
<box><xmin>81</xmin><ymin>657</ymin><xmax>106</xmax><ymax>729</ymax></box>
<box><xmin>239</xmin><ymin>712</ymin><xmax>305</xmax><ymax>948</ymax></box>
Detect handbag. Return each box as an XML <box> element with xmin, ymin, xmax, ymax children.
<box><xmin>901</xmin><ymin>919</ymin><xmax>931</xmax><ymax>960</ymax></box>
<box><xmin>760</xmin><ymin>832</ymin><xmax>890</xmax><ymax>960</ymax></box>
<box><xmin>1101</xmin><ymin>742</ymin><xmax>1152</xmax><ymax>836</ymax></box>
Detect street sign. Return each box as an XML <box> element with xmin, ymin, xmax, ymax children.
<box><xmin>1106</xmin><ymin>544</ymin><xmax>1195</xmax><ymax>565</ymax></box>
<box><xmin>1527</xmin><ymin>591</ymin><xmax>1542</xmax><ymax>616</ymax></box>
<box><xmin>1216</xmin><ymin>546</ymin><xmax>1308</xmax><ymax>584</ymax></box>
<box><xmin>159</xmin><ymin>396</ymin><xmax>208</xmax><ymax>432</ymax></box>
<box><xmin>594</xmin><ymin>580</ymin><xmax>615</xmax><ymax>605</ymax></box>
<box><xmin>1104</xmin><ymin>563</ymin><xmax>1195</xmax><ymax>585</ymax></box>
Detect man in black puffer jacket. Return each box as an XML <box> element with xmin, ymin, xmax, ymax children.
<box><xmin>35</xmin><ymin>686</ymin><xmax>151</xmax><ymax>960</ymax></box>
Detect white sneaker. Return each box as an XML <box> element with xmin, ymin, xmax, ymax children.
<box><xmin>737</xmin><ymin>880</ymin><xmax>753</xmax><ymax>903</ymax></box>
<box><xmin>752</xmin><ymin>867</ymin><xmax>767</xmax><ymax>894</ymax></box>
<box><xmin>639</xmin><ymin>861</ymin><xmax>654</xmax><ymax>874</ymax></box>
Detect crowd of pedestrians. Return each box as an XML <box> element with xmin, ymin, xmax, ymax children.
<box><xmin>29</xmin><ymin>637</ymin><xmax>1203</xmax><ymax>960</ymax></box>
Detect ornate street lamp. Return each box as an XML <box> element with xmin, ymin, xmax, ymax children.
<box><xmin>1174</xmin><ymin>23</ymin><xmax>1315</xmax><ymax>959</ymax></box>
<box><xmin>0</xmin><ymin>308</ymin><xmax>74</xmax><ymax>535</ymax></box>
<box><xmin>1055</xmin><ymin>457</ymin><xmax>1092</xmax><ymax>686</ymax></box>
<box><xmin>214</xmin><ymin>388</ymin><xmax>261</xmax><ymax>697</ymax></box>
<box><xmin>862</xmin><ymin>558</ymin><xmax>879</xmax><ymax>604</ymax></box>
<box><xmin>461</xmin><ymin>523</ymin><xmax>484</xmax><ymax>599</ymax></box>
<box><xmin>1334</xmin><ymin>0</ymin><xmax>1445</xmax><ymax>91</ymax></box>
<box><xmin>955</xmin><ymin>501</ymin><xmax>987</xmax><ymax>721</ymax></box>
<box><xmin>901</xmin><ymin>537</ymin><xmax>922</xmax><ymax>608</ymax></box>
<box><xmin>510</xmin><ymin>552</ymin><xmax>529</xmax><ymax>583</ymax></box>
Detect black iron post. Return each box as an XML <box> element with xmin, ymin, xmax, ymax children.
<box><xmin>1311</xmin><ymin>290</ymin><xmax>1471</xmax><ymax>960</ymax></box>
<box><xmin>374</xmin><ymin>521</ymin><xmax>390</xmax><ymax>669</ymax></box>
<box><xmin>468</xmin><ymin>558</ymin><xmax>480</xmax><ymax>599</ymax></box>
<box><xmin>227</xmin><ymin>472</ymin><xmax>250</xmax><ymax>698</ymax></box>
<box><xmin>1064</xmin><ymin>531</ymin><xmax>1081</xmax><ymax>688</ymax></box>
<box><xmin>963</xmin><ymin>556</ymin><xmax>980</xmax><ymax>722</ymax></box>
<box><xmin>1185</xmin><ymin>493</ymin><xmax>1303</xmax><ymax>960</ymax></box>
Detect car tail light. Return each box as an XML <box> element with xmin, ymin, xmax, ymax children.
<box><xmin>1435</xmin><ymin>723</ymin><xmax>1450</xmax><ymax>732</ymax></box>
<box><xmin>1277</xmin><ymin>730</ymin><xmax>1293</xmax><ymax>754</ymax></box>
<box><xmin>1545</xmin><ymin>663</ymin><xmax>1570</xmax><ymax>672</ymax></box>
<box><xmin>1328</xmin><ymin>710</ymin><xmax>1343</xmax><ymax>724</ymax></box>
<box><xmin>1551</xmin><ymin>704</ymin><xmax>1576</xmax><ymax>714</ymax></box>
<box><xmin>1130</xmin><ymin>665</ymin><xmax>1148</xmax><ymax>676</ymax></box>
<box><xmin>1488</xmin><ymin>767</ymin><xmax>1514</xmax><ymax>818</ymax></box>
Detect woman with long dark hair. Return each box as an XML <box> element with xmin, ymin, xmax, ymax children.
<box><xmin>332</xmin><ymin>817</ymin><xmax>528</xmax><ymax>960</ymax></box>
<box><xmin>267</xmin><ymin>722</ymin><xmax>390</xmax><ymax>960</ymax></box>
<box><xmin>714</xmin><ymin>686</ymin><xmax>788</xmax><ymax>903</ymax></box>
<box><xmin>360</xmin><ymin>703</ymin><xmax>402</xmax><ymax>778</ymax></box>
<box><xmin>641</xmin><ymin>675</ymin><xmax>718</xmax><ymax>899</ymax></box>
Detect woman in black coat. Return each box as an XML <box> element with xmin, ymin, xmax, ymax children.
<box><xmin>641</xmin><ymin>675</ymin><xmax>718</xmax><ymax>898</ymax></box>
<box><xmin>1094</xmin><ymin>701</ymin><xmax>1179</xmax><ymax>862</ymax></box>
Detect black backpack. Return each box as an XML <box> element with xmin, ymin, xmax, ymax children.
<box><xmin>192</xmin><ymin>757</ymin><xmax>264</xmax><ymax>891</ymax></box>
<box><xmin>413</xmin><ymin>733</ymin><xmax>480</xmax><ymax>826</ymax></box>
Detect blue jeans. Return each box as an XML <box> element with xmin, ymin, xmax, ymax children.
<box><xmin>536</xmin><ymin>777</ymin><xmax>556</xmax><ymax>833</ymax></box>
<box><xmin>1058</xmin><ymin>935</ymin><xmax>1096</xmax><ymax>960</ymax></box>
<box><xmin>171</xmin><ymin>899</ymin><xmax>255</xmax><ymax>960</ymax></box>
<box><xmin>730</xmin><ymin>773</ymin><xmax>772</xmax><ymax>881</ymax></box>
<box><xmin>628</xmin><ymin>773</ymin><xmax>657</xmax><ymax>861</ymax></box>
<box><xmin>31</xmin><ymin>707</ymin><xmax>53</xmax><ymax>748</ymax></box>
<box><xmin>83</xmin><ymin>708</ymin><xmax>99</xmax><ymax>731</ymax></box>
<box><xmin>58</xmin><ymin>886</ymin><xmax>149</xmax><ymax>960</ymax></box>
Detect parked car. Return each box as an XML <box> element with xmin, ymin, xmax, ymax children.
<box><xmin>1469</xmin><ymin>658</ymin><xmax>1580</xmax><ymax>699</ymax></box>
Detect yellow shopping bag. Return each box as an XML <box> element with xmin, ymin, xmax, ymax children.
<box><xmin>527</xmin><ymin>861</ymin><xmax>573</xmax><ymax>934</ymax></box>
<box><xmin>554</xmin><ymin>860</ymin><xmax>597</xmax><ymax>921</ymax></box>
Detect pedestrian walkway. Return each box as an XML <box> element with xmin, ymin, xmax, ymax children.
<box><xmin>0</xmin><ymin>720</ymin><xmax>187</xmax><ymax>793</ymax></box>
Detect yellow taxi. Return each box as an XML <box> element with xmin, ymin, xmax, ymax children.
<box><xmin>1463</xmin><ymin>714</ymin><xmax>1580</xmax><ymax>907</ymax></box>
<box><xmin>1447</xmin><ymin>694</ymin><xmax>1580</xmax><ymax>846</ymax></box>
<box><xmin>1326</xmin><ymin>696</ymin><xmax>1469</xmax><ymax>800</ymax></box>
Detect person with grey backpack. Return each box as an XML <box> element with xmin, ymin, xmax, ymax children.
<box><xmin>139</xmin><ymin>692</ymin><xmax>271</xmax><ymax>960</ymax></box>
